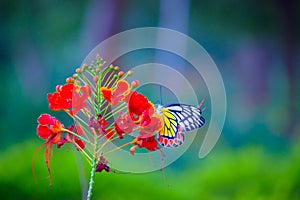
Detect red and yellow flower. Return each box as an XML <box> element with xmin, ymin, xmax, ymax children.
<box><xmin>100</xmin><ymin>80</ymin><xmax>130</xmax><ymax>106</ymax></box>
<box><xmin>47</xmin><ymin>83</ymin><xmax>90</xmax><ymax>115</ymax></box>
<box><xmin>34</xmin><ymin>114</ymin><xmax>86</xmax><ymax>185</ymax></box>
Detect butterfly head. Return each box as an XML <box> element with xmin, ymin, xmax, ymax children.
<box><xmin>156</xmin><ymin>104</ymin><xmax>164</xmax><ymax>115</ymax></box>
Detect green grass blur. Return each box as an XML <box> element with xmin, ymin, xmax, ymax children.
<box><xmin>1</xmin><ymin>138</ymin><xmax>299</xmax><ymax>200</ymax></box>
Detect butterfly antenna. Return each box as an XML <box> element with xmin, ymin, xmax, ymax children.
<box><xmin>197</xmin><ymin>98</ymin><xmax>205</xmax><ymax>109</ymax></box>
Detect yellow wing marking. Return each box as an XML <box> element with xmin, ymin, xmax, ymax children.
<box><xmin>159</xmin><ymin>108</ymin><xmax>178</xmax><ymax>138</ymax></box>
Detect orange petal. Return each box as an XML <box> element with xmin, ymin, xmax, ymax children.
<box><xmin>100</xmin><ymin>87</ymin><xmax>112</xmax><ymax>102</ymax></box>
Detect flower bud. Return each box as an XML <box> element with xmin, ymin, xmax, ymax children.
<box><xmin>118</xmin><ymin>71</ymin><xmax>124</xmax><ymax>78</ymax></box>
<box><xmin>73</xmin><ymin>74</ymin><xmax>78</xmax><ymax>78</ymax></box>
<box><xmin>114</xmin><ymin>66</ymin><xmax>120</xmax><ymax>71</ymax></box>
<box><xmin>66</xmin><ymin>77</ymin><xmax>74</xmax><ymax>83</ymax></box>
<box><xmin>130</xmin><ymin>145</ymin><xmax>137</xmax><ymax>155</ymax></box>
<box><xmin>82</xmin><ymin>64</ymin><xmax>88</xmax><ymax>70</ymax></box>
<box><xmin>75</xmin><ymin>68</ymin><xmax>82</xmax><ymax>73</ymax></box>
<box><xmin>131</xmin><ymin>80</ymin><xmax>139</xmax><ymax>88</ymax></box>
<box><xmin>56</xmin><ymin>85</ymin><xmax>63</xmax><ymax>92</ymax></box>
<box><xmin>74</xmin><ymin>80</ymin><xmax>80</xmax><ymax>86</ymax></box>
<box><xmin>127</xmin><ymin>71</ymin><xmax>133</xmax><ymax>76</ymax></box>
<box><xmin>93</xmin><ymin>76</ymin><xmax>99</xmax><ymax>83</ymax></box>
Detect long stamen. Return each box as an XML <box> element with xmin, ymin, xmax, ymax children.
<box><xmin>103</xmin><ymin>102</ymin><xmax>127</xmax><ymax>120</ymax></box>
<box><xmin>73</xmin><ymin>142</ymin><xmax>93</xmax><ymax>166</ymax></box>
<box><xmin>73</xmin><ymin>118</ymin><xmax>93</xmax><ymax>145</ymax></box>
<box><xmin>103</xmin><ymin>140</ymin><xmax>135</xmax><ymax>156</ymax></box>
<box><xmin>61</xmin><ymin>128</ymin><xmax>92</xmax><ymax>145</ymax></box>
<box><xmin>77</xmin><ymin>75</ymin><xmax>97</xmax><ymax>97</ymax></box>
<box><xmin>102</xmin><ymin>66</ymin><xmax>115</xmax><ymax>87</ymax></box>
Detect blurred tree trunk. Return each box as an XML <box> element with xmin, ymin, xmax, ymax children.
<box><xmin>80</xmin><ymin>0</ymin><xmax>124</xmax><ymax>56</ymax></box>
<box><xmin>155</xmin><ymin>0</ymin><xmax>190</xmax><ymax>93</ymax></box>
<box><xmin>279</xmin><ymin>0</ymin><xmax>298</xmax><ymax>138</ymax></box>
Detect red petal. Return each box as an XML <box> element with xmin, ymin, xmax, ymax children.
<box><xmin>140</xmin><ymin>109</ymin><xmax>151</xmax><ymax>127</ymax></box>
<box><xmin>75</xmin><ymin>125</ymin><xmax>84</xmax><ymax>136</ymax></box>
<box><xmin>137</xmin><ymin>134</ymin><xmax>159</xmax><ymax>151</ymax></box>
<box><xmin>75</xmin><ymin>138</ymin><xmax>85</xmax><ymax>151</ymax></box>
<box><xmin>100</xmin><ymin>87</ymin><xmax>112</xmax><ymax>102</ymax></box>
<box><xmin>49</xmin><ymin>120</ymin><xmax>63</xmax><ymax>133</ymax></box>
<box><xmin>60</xmin><ymin>83</ymin><xmax>74</xmax><ymax>97</ymax></box>
<box><xmin>114</xmin><ymin>122</ymin><xmax>124</xmax><ymax>139</ymax></box>
<box><xmin>37</xmin><ymin>125</ymin><xmax>51</xmax><ymax>139</ymax></box>
<box><xmin>111</xmin><ymin>95</ymin><xmax>124</xmax><ymax>106</ymax></box>
<box><xmin>104</xmin><ymin>128</ymin><xmax>115</xmax><ymax>140</ymax></box>
<box><xmin>72</xmin><ymin>86</ymin><xmax>89</xmax><ymax>115</ymax></box>
<box><xmin>37</xmin><ymin>114</ymin><xmax>53</xmax><ymax>125</ymax></box>
<box><xmin>124</xmin><ymin>91</ymin><xmax>134</xmax><ymax>103</ymax></box>
<box><xmin>114</xmin><ymin>80</ymin><xmax>129</xmax><ymax>95</ymax></box>
<box><xmin>57</xmin><ymin>137</ymin><xmax>68</xmax><ymax>148</ymax></box>
<box><xmin>98</xmin><ymin>116</ymin><xmax>109</xmax><ymax>127</ymax></box>
<box><xmin>50</xmin><ymin>133</ymin><xmax>61</xmax><ymax>144</ymax></box>
<box><xmin>128</xmin><ymin>91</ymin><xmax>152</xmax><ymax>118</ymax></box>
<box><xmin>47</xmin><ymin>83</ymin><xmax>74</xmax><ymax>111</ymax></box>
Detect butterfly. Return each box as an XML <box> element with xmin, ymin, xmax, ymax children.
<box><xmin>156</xmin><ymin>100</ymin><xmax>205</xmax><ymax>148</ymax></box>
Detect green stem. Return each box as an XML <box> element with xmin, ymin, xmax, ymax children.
<box><xmin>87</xmin><ymin>162</ymin><xmax>96</xmax><ymax>200</ymax></box>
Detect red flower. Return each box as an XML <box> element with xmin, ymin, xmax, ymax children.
<box><xmin>72</xmin><ymin>85</ymin><xmax>91</xmax><ymax>115</ymax></box>
<box><xmin>111</xmin><ymin>80</ymin><xmax>129</xmax><ymax>106</ymax></box>
<box><xmin>128</xmin><ymin>91</ymin><xmax>153</xmax><ymax>122</ymax></box>
<box><xmin>140</xmin><ymin>115</ymin><xmax>163</xmax><ymax>135</ymax></box>
<box><xmin>34</xmin><ymin>115</ymin><xmax>86</xmax><ymax>185</ymax></box>
<box><xmin>37</xmin><ymin>114</ymin><xmax>64</xmax><ymax>143</ymax></box>
<box><xmin>100</xmin><ymin>87</ymin><xmax>112</xmax><ymax>102</ymax></box>
<box><xmin>114</xmin><ymin>122</ymin><xmax>125</xmax><ymax>139</ymax></box>
<box><xmin>47</xmin><ymin>83</ymin><xmax>90</xmax><ymax>115</ymax></box>
<box><xmin>47</xmin><ymin>84</ymin><xmax>73</xmax><ymax>110</ymax></box>
<box><xmin>100</xmin><ymin>80</ymin><xmax>130</xmax><ymax>106</ymax></box>
<box><xmin>96</xmin><ymin>156</ymin><xmax>110</xmax><ymax>172</ymax></box>
<box><xmin>130</xmin><ymin>134</ymin><xmax>159</xmax><ymax>155</ymax></box>
<box><xmin>35</xmin><ymin>114</ymin><xmax>65</xmax><ymax>185</ymax></box>
<box><xmin>114</xmin><ymin>112</ymin><xmax>135</xmax><ymax>139</ymax></box>
<box><xmin>137</xmin><ymin>134</ymin><xmax>159</xmax><ymax>151</ymax></box>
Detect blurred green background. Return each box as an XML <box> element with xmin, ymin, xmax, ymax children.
<box><xmin>1</xmin><ymin>0</ymin><xmax>299</xmax><ymax>199</ymax></box>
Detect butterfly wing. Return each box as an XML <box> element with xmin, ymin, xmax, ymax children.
<box><xmin>158</xmin><ymin>127</ymin><xmax>185</xmax><ymax>148</ymax></box>
<box><xmin>157</xmin><ymin>104</ymin><xmax>205</xmax><ymax>148</ymax></box>
<box><xmin>172</xmin><ymin>104</ymin><xmax>205</xmax><ymax>132</ymax></box>
<box><xmin>158</xmin><ymin>107</ymin><xmax>179</xmax><ymax>139</ymax></box>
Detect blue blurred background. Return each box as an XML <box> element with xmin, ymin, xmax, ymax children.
<box><xmin>0</xmin><ymin>0</ymin><xmax>299</xmax><ymax>199</ymax></box>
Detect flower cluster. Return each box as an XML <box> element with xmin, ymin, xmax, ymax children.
<box><xmin>33</xmin><ymin>56</ymin><xmax>164</xmax><ymax>186</ymax></box>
